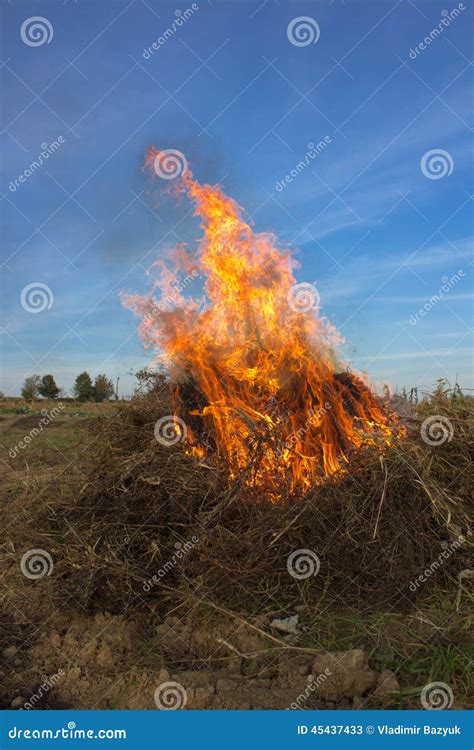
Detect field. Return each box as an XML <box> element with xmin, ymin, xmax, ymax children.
<box><xmin>0</xmin><ymin>390</ymin><xmax>472</xmax><ymax>711</ymax></box>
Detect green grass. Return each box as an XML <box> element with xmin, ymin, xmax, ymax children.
<box><xmin>297</xmin><ymin>594</ymin><xmax>473</xmax><ymax>708</ymax></box>
<box><xmin>0</xmin><ymin>400</ymin><xmax>116</xmax><ymax>466</ymax></box>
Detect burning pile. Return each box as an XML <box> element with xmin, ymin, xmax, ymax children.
<box><xmin>124</xmin><ymin>150</ymin><xmax>402</xmax><ymax>493</ymax></box>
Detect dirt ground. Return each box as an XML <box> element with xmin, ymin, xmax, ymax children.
<box><xmin>1</xmin><ymin>400</ymin><xmax>472</xmax><ymax>711</ymax></box>
<box><xmin>1</xmin><ymin>608</ymin><xmax>406</xmax><ymax>711</ymax></box>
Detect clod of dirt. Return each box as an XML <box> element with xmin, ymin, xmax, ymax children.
<box><xmin>311</xmin><ymin>649</ymin><xmax>378</xmax><ymax>701</ymax></box>
<box><xmin>373</xmin><ymin>669</ymin><xmax>400</xmax><ymax>696</ymax></box>
<box><xmin>270</xmin><ymin>615</ymin><xmax>299</xmax><ymax>634</ymax></box>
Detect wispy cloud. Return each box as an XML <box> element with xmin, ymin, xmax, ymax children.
<box><xmin>376</xmin><ymin>293</ymin><xmax>473</xmax><ymax>303</ymax></box>
<box><xmin>319</xmin><ymin>237</ymin><xmax>473</xmax><ymax>304</ymax></box>
<box><xmin>358</xmin><ymin>346</ymin><xmax>472</xmax><ymax>362</ymax></box>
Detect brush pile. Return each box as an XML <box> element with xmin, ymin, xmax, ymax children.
<box><xmin>30</xmin><ymin>379</ymin><xmax>472</xmax><ymax>616</ymax></box>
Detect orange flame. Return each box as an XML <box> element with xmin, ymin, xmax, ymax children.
<box><xmin>123</xmin><ymin>149</ymin><xmax>402</xmax><ymax>494</ymax></box>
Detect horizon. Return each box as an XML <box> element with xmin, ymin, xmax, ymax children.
<box><xmin>1</xmin><ymin>0</ymin><xmax>473</xmax><ymax>397</ymax></box>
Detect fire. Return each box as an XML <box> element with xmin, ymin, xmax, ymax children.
<box><xmin>124</xmin><ymin>149</ymin><xmax>402</xmax><ymax>494</ymax></box>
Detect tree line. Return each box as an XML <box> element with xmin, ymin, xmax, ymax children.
<box><xmin>21</xmin><ymin>372</ymin><xmax>116</xmax><ymax>402</ymax></box>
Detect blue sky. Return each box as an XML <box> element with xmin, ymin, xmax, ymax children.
<box><xmin>1</xmin><ymin>0</ymin><xmax>473</xmax><ymax>397</ymax></box>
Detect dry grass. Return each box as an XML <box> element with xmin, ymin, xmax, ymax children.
<box><xmin>26</xmin><ymin>382</ymin><xmax>472</xmax><ymax>616</ymax></box>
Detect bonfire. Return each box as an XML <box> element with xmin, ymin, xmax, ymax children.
<box><xmin>23</xmin><ymin>156</ymin><xmax>470</xmax><ymax>615</ymax></box>
<box><xmin>123</xmin><ymin>150</ymin><xmax>403</xmax><ymax>494</ymax></box>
